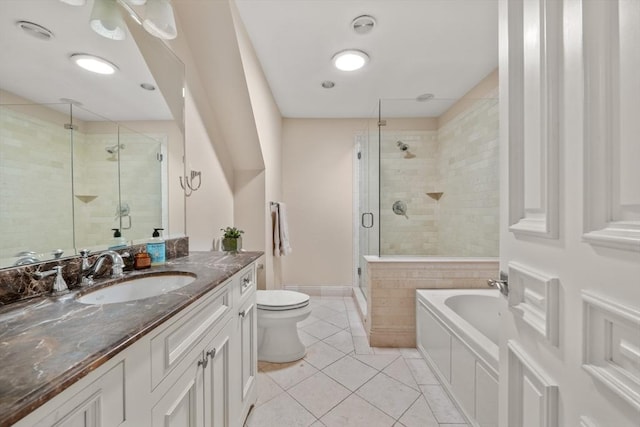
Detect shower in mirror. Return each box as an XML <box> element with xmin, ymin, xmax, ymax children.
<box><xmin>396</xmin><ymin>140</ymin><xmax>416</xmax><ymax>159</ymax></box>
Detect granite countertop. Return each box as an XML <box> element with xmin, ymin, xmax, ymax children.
<box><xmin>0</xmin><ymin>251</ymin><xmax>263</xmax><ymax>427</ymax></box>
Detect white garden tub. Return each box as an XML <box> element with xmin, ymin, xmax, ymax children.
<box><xmin>416</xmin><ymin>289</ymin><xmax>502</xmax><ymax>427</ymax></box>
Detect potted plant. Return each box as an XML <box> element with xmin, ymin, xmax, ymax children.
<box><xmin>221</xmin><ymin>226</ymin><xmax>244</xmax><ymax>252</ymax></box>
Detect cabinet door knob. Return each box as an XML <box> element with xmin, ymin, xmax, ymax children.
<box><xmin>197</xmin><ymin>357</ymin><xmax>208</xmax><ymax>369</ymax></box>
<box><xmin>206</xmin><ymin>348</ymin><xmax>216</xmax><ymax>359</ymax></box>
<box><xmin>239</xmin><ymin>310</ymin><xmax>246</xmax><ymax>318</ymax></box>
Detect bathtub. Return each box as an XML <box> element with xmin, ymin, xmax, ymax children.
<box><xmin>416</xmin><ymin>289</ymin><xmax>502</xmax><ymax>427</ymax></box>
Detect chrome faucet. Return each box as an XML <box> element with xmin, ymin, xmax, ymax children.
<box><xmin>81</xmin><ymin>250</ymin><xmax>127</xmax><ymax>285</ymax></box>
<box><xmin>487</xmin><ymin>271</ymin><xmax>509</xmax><ymax>296</ymax></box>
<box><xmin>34</xmin><ymin>265</ymin><xmax>68</xmax><ymax>294</ymax></box>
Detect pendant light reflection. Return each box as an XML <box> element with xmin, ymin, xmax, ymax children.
<box><xmin>90</xmin><ymin>0</ymin><xmax>127</xmax><ymax>40</ymax></box>
<box><xmin>143</xmin><ymin>0</ymin><xmax>177</xmax><ymax>40</ymax></box>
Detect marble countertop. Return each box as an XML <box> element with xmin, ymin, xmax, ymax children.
<box><xmin>0</xmin><ymin>251</ymin><xmax>263</xmax><ymax>427</ymax></box>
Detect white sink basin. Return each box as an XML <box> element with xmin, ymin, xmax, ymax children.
<box><xmin>77</xmin><ymin>274</ymin><xmax>197</xmax><ymax>305</ymax></box>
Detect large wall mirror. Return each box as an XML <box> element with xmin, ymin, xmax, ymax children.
<box><xmin>0</xmin><ymin>0</ymin><xmax>185</xmax><ymax>269</ymax></box>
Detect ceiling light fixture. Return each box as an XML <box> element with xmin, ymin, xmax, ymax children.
<box><xmin>90</xmin><ymin>0</ymin><xmax>127</xmax><ymax>40</ymax></box>
<box><xmin>16</xmin><ymin>21</ymin><xmax>54</xmax><ymax>40</ymax></box>
<box><xmin>321</xmin><ymin>81</ymin><xmax>335</xmax><ymax>89</ymax></box>
<box><xmin>70</xmin><ymin>53</ymin><xmax>119</xmax><ymax>75</ymax></box>
<box><xmin>143</xmin><ymin>0</ymin><xmax>177</xmax><ymax>40</ymax></box>
<box><xmin>332</xmin><ymin>49</ymin><xmax>369</xmax><ymax>72</ymax></box>
<box><xmin>59</xmin><ymin>0</ymin><xmax>87</xmax><ymax>5</ymax></box>
<box><xmin>140</xmin><ymin>82</ymin><xmax>156</xmax><ymax>91</ymax></box>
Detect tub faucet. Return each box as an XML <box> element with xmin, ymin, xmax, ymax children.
<box><xmin>487</xmin><ymin>271</ymin><xmax>509</xmax><ymax>296</ymax></box>
<box><xmin>82</xmin><ymin>250</ymin><xmax>127</xmax><ymax>284</ymax></box>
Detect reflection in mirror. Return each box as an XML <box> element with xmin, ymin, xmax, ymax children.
<box><xmin>0</xmin><ymin>0</ymin><xmax>185</xmax><ymax>269</ymax></box>
<box><xmin>0</xmin><ymin>102</ymin><xmax>75</xmax><ymax>263</ymax></box>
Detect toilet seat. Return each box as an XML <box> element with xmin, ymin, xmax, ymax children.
<box><xmin>256</xmin><ymin>290</ymin><xmax>310</xmax><ymax>311</ymax></box>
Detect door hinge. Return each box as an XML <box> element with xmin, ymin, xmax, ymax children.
<box><xmin>357</xmin><ymin>151</ymin><xmax>362</xmax><ymax>160</ymax></box>
<box><xmin>157</xmin><ymin>153</ymin><xmax>163</xmax><ymax>162</ymax></box>
<box><xmin>357</xmin><ymin>267</ymin><xmax>362</xmax><ymax>276</ymax></box>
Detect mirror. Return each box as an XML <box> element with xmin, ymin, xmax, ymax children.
<box><xmin>0</xmin><ymin>0</ymin><xmax>185</xmax><ymax>268</ymax></box>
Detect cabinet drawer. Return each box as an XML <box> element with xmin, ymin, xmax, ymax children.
<box><xmin>238</xmin><ymin>265</ymin><xmax>256</xmax><ymax>300</ymax></box>
<box><xmin>151</xmin><ymin>282</ymin><xmax>231</xmax><ymax>389</ymax></box>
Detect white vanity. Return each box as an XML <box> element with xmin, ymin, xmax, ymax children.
<box><xmin>6</xmin><ymin>254</ymin><xmax>259</xmax><ymax>427</ymax></box>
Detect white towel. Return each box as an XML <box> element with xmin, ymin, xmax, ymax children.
<box><xmin>272</xmin><ymin>202</ymin><xmax>292</xmax><ymax>256</ymax></box>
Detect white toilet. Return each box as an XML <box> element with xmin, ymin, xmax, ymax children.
<box><xmin>256</xmin><ymin>290</ymin><xmax>311</xmax><ymax>363</ymax></box>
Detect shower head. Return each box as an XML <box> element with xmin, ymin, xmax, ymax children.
<box><xmin>396</xmin><ymin>141</ymin><xmax>409</xmax><ymax>152</ymax></box>
<box><xmin>105</xmin><ymin>144</ymin><xmax>124</xmax><ymax>154</ymax></box>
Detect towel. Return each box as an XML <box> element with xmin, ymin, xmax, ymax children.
<box><xmin>272</xmin><ymin>202</ymin><xmax>292</xmax><ymax>256</ymax></box>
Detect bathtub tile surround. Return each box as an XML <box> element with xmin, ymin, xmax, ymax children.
<box><xmin>245</xmin><ymin>295</ymin><xmax>469</xmax><ymax>427</ymax></box>
<box><xmin>363</xmin><ymin>257</ymin><xmax>498</xmax><ymax>347</ymax></box>
<box><xmin>0</xmin><ymin>236</ymin><xmax>188</xmax><ymax>304</ymax></box>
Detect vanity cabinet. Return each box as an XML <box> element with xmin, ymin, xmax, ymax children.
<box><xmin>12</xmin><ymin>261</ymin><xmax>258</xmax><ymax>427</ymax></box>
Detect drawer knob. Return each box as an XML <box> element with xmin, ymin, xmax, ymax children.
<box><xmin>239</xmin><ymin>310</ymin><xmax>246</xmax><ymax>318</ymax></box>
<box><xmin>197</xmin><ymin>357</ymin><xmax>208</xmax><ymax>369</ymax></box>
<box><xmin>206</xmin><ymin>348</ymin><xmax>217</xmax><ymax>359</ymax></box>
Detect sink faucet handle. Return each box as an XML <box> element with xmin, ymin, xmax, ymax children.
<box><xmin>34</xmin><ymin>265</ymin><xmax>69</xmax><ymax>294</ymax></box>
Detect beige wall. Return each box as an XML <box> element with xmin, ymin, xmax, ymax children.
<box><xmin>281</xmin><ymin>119</ymin><xmax>367</xmax><ymax>289</ymax></box>
<box><xmin>231</xmin><ymin>2</ymin><xmax>283</xmax><ymax>289</ymax></box>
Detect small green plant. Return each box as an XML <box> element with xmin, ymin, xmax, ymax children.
<box><xmin>221</xmin><ymin>227</ymin><xmax>244</xmax><ymax>239</ymax></box>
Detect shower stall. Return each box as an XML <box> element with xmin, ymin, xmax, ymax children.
<box><xmin>355</xmin><ymin>93</ymin><xmax>500</xmax><ymax>304</ymax></box>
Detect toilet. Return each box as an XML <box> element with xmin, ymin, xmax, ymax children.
<box><xmin>256</xmin><ymin>290</ymin><xmax>311</xmax><ymax>363</ymax></box>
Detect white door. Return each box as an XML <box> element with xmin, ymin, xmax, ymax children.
<box><xmin>499</xmin><ymin>1</ymin><xmax>640</xmax><ymax>427</ymax></box>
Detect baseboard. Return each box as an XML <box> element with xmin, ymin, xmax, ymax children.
<box><xmin>369</xmin><ymin>328</ymin><xmax>416</xmax><ymax>348</ymax></box>
<box><xmin>282</xmin><ymin>285</ymin><xmax>354</xmax><ymax>297</ymax></box>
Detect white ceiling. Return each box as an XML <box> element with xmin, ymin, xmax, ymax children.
<box><xmin>234</xmin><ymin>0</ymin><xmax>499</xmax><ymax>118</ymax></box>
<box><xmin>0</xmin><ymin>0</ymin><xmax>171</xmax><ymax>122</ymax></box>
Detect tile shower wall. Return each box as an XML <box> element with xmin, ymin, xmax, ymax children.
<box><xmin>437</xmin><ymin>97</ymin><xmax>499</xmax><ymax>257</ymax></box>
<box><xmin>0</xmin><ymin>106</ymin><xmax>74</xmax><ymax>258</ymax></box>
<box><xmin>379</xmin><ymin>98</ymin><xmax>499</xmax><ymax>257</ymax></box>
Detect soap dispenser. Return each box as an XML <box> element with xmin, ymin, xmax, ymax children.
<box><xmin>146</xmin><ymin>228</ymin><xmax>166</xmax><ymax>266</ymax></box>
<box><xmin>109</xmin><ymin>229</ymin><xmax>127</xmax><ymax>250</ymax></box>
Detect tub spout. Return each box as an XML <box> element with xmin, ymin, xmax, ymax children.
<box><xmin>487</xmin><ymin>271</ymin><xmax>509</xmax><ymax>296</ymax></box>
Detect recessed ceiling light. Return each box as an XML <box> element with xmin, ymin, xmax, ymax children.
<box><xmin>332</xmin><ymin>50</ymin><xmax>369</xmax><ymax>72</ymax></box>
<box><xmin>416</xmin><ymin>93</ymin><xmax>435</xmax><ymax>102</ymax></box>
<box><xmin>351</xmin><ymin>15</ymin><xmax>376</xmax><ymax>35</ymax></box>
<box><xmin>16</xmin><ymin>21</ymin><xmax>54</xmax><ymax>40</ymax></box>
<box><xmin>321</xmin><ymin>81</ymin><xmax>335</xmax><ymax>89</ymax></box>
<box><xmin>70</xmin><ymin>54</ymin><xmax>119</xmax><ymax>75</ymax></box>
<box><xmin>140</xmin><ymin>82</ymin><xmax>156</xmax><ymax>91</ymax></box>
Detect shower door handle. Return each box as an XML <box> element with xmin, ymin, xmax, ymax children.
<box><xmin>361</xmin><ymin>213</ymin><xmax>374</xmax><ymax>228</ymax></box>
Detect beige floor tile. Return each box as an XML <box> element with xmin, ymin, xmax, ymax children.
<box><xmin>302</xmin><ymin>320</ymin><xmax>344</xmax><ymax>340</ymax></box>
<box><xmin>352</xmin><ymin>353</ymin><xmax>399</xmax><ymax>370</ymax></box>
<box><xmin>406</xmin><ymin>358</ymin><xmax>440</xmax><ymax>385</ymax></box>
<box><xmin>399</xmin><ymin>348</ymin><xmax>422</xmax><ymax>359</ymax></box>
<box><xmin>256</xmin><ymin>371</ymin><xmax>285</xmax><ymax>405</ymax></box>
<box><xmin>245</xmin><ymin>392</ymin><xmax>316</xmax><ymax>427</ymax></box>
<box><xmin>397</xmin><ymin>395</ymin><xmax>439</xmax><ymax>427</ymax></box>
<box><xmin>322</xmin><ymin>355</ymin><xmax>378</xmax><ymax>392</ymax></box>
<box><xmin>310</xmin><ymin>421</ymin><xmax>326</xmax><ymax>427</ymax></box>
<box><xmin>298</xmin><ymin>330</ymin><xmax>320</xmax><ymax>347</ymax></box>
<box><xmin>324</xmin><ymin>312</ymin><xmax>350</xmax><ymax>329</ymax></box>
<box><xmin>373</xmin><ymin>347</ymin><xmax>402</xmax><ymax>355</ymax></box>
<box><xmin>318</xmin><ymin>299</ymin><xmax>347</xmax><ymax>313</ymax></box>
<box><xmin>288</xmin><ymin>372</ymin><xmax>351</xmax><ymax>418</ymax></box>
<box><xmin>323</xmin><ymin>329</ymin><xmax>355</xmax><ymax>354</ymax></box>
<box><xmin>311</xmin><ymin>305</ymin><xmax>345</xmax><ymax>320</ymax></box>
<box><xmin>320</xmin><ymin>394</ymin><xmax>396</xmax><ymax>427</ymax></box>
<box><xmin>420</xmin><ymin>385</ymin><xmax>467</xmax><ymax>424</ymax></box>
<box><xmin>356</xmin><ymin>373</ymin><xmax>420</xmax><ymax>419</ymax></box>
<box><xmin>382</xmin><ymin>357</ymin><xmax>420</xmax><ymax>391</ymax></box>
<box><xmin>262</xmin><ymin>360</ymin><xmax>319</xmax><ymax>390</ymax></box>
<box><xmin>352</xmin><ymin>336</ymin><xmax>374</xmax><ymax>354</ymax></box>
<box><xmin>349</xmin><ymin>322</ymin><xmax>368</xmax><ymax>337</ymax></box>
<box><xmin>303</xmin><ymin>340</ymin><xmax>346</xmax><ymax>370</ymax></box>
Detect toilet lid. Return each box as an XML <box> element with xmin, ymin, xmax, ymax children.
<box><xmin>256</xmin><ymin>290</ymin><xmax>310</xmax><ymax>311</ymax></box>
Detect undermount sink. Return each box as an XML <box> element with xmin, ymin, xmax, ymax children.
<box><xmin>77</xmin><ymin>273</ymin><xmax>197</xmax><ymax>305</ymax></box>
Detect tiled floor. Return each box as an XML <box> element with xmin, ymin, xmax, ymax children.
<box><xmin>244</xmin><ymin>296</ymin><xmax>469</xmax><ymax>427</ymax></box>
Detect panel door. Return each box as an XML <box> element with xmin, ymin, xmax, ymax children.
<box><xmin>499</xmin><ymin>0</ymin><xmax>640</xmax><ymax>426</ymax></box>
<box><xmin>203</xmin><ymin>320</ymin><xmax>232</xmax><ymax>427</ymax></box>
